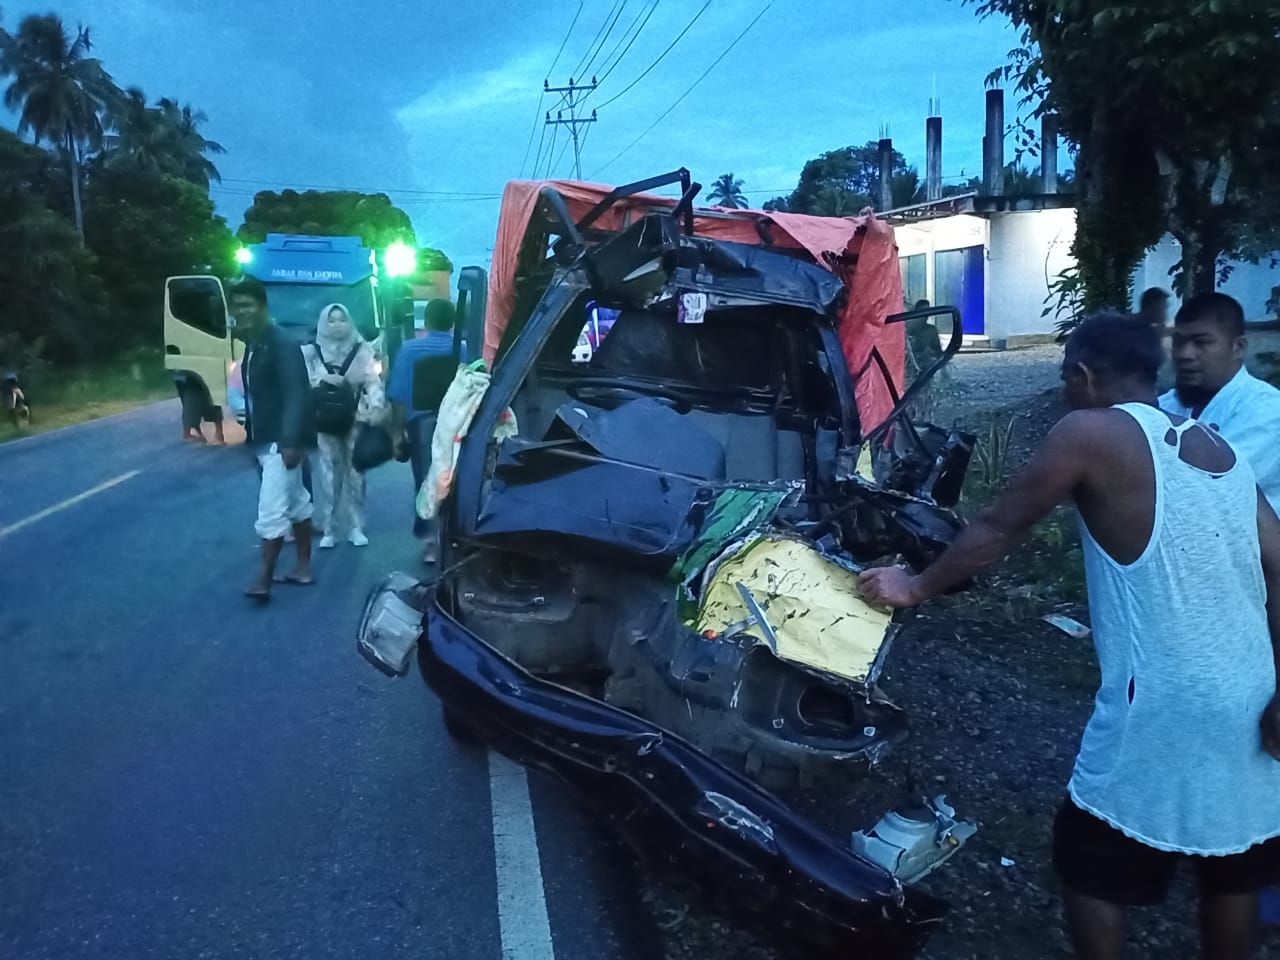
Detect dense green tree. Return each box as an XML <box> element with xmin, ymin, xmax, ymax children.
<box><xmin>237</xmin><ymin>190</ymin><xmax>416</xmax><ymax>249</ymax></box>
<box><xmin>0</xmin><ymin>13</ymin><xmax>120</xmax><ymax>236</ymax></box>
<box><xmin>765</xmin><ymin>141</ymin><xmax>921</xmax><ymax>215</ymax></box>
<box><xmin>84</xmin><ymin>166</ymin><xmax>235</xmax><ymax>348</ymax></box>
<box><xmin>0</xmin><ymin>129</ymin><xmax>107</xmax><ymax>362</ymax></box>
<box><xmin>969</xmin><ymin>0</ymin><xmax>1280</xmax><ymax>307</ymax></box>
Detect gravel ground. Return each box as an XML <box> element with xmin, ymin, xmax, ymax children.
<box><xmin>946</xmin><ymin>345</ymin><xmax>1064</xmax><ymax>415</ymax></box>
<box><xmin>652</xmin><ymin>349</ymin><xmax>1280</xmax><ymax>959</ymax></box>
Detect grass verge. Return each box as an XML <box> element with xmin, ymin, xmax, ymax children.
<box><xmin>0</xmin><ymin>355</ymin><xmax>172</xmax><ymax>443</ymax></box>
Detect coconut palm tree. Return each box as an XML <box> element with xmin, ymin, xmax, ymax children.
<box><xmin>104</xmin><ymin>90</ymin><xmax>224</xmax><ymax>187</ymax></box>
<box><xmin>0</xmin><ymin>14</ymin><xmax>120</xmax><ymax>236</ymax></box>
<box><xmin>102</xmin><ymin>87</ymin><xmax>168</xmax><ymax>173</ymax></box>
<box><xmin>707</xmin><ymin>172</ymin><xmax>747</xmax><ymax>209</ymax></box>
<box><xmin>155</xmin><ymin>97</ymin><xmax>225</xmax><ymax>187</ymax></box>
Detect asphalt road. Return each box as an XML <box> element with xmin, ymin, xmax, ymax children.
<box><xmin>0</xmin><ymin>402</ymin><xmax>659</xmax><ymax>960</ymax></box>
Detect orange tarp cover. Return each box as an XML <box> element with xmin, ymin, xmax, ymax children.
<box><xmin>484</xmin><ymin>179</ymin><xmax>905</xmax><ymax>432</ymax></box>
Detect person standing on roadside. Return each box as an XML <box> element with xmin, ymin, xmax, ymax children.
<box><xmin>229</xmin><ymin>278</ymin><xmax>316</xmax><ymax>600</ymax></box>
<box><xmin>1137</xmin><ymin>287</ymin><xmax>1170</xmax><ymax>330</ymax></box>
<box><xmin>387</xmin><ymin>298</ymin><xmax>457</xmax><ymax>564</ymax></box>
<box><xmin>303</xmin><ymin>303</ymin><xmax>386</xmax><ymax>549</ymax></box>
<box><xmin>1159</xmin><ymin>292</ymin><xmax>1280</xmax><ymax>511</ymax></box>
<box><xmin>860</xmin><ymin>313</ymin><xmax>1280</xmax><ymax>960</ymax></box>
<box><xmin>173</xmin><ymin>370</ymin><xmax>225</xmax><ymax>444</ymax></box>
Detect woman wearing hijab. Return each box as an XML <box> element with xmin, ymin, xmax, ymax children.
<box><xmin>303</xmin><ymin>303</ymin><xmax>387</xmax><ymax>548</ymax></box>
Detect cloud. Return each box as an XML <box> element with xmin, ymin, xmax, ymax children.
<box><xmin>397</xmin><ymin>48</ymin><xmax>551</xmax><ymax>125</ymax></box>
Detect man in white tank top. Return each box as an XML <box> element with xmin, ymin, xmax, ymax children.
<box><xmin>860</xmin><ymin>313</ymin><xmax>1280</xmax><ymax>960</ymax></box>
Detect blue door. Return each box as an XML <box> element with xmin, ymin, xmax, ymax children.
<box><xmin>934</xmin><ymin>245</ymin><xmax>986</xmax><ymax>335</ymax></box>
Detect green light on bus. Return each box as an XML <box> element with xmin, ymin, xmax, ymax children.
<box><xmin>384</xmin><ymin>241</ymin><xmax>416</xmax><ymax>278</ymax></box>
<box><xmin>235</xmin><ymin>246</ymin><xmax>253</xmax><ymax>265</ymax></box>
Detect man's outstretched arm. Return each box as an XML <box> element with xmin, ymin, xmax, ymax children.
<box><xmin>858</xmin><ymin>410</ymin><xmax>1096</xmax><ymax>607</ymax></box>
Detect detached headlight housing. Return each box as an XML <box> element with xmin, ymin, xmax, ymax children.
<box><xmin>357</xmin><ymin>572</ymin><xmax>429</xmax><ymax>676</ymax></box>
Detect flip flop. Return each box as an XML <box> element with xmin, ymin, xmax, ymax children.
<box><xmin>273</xmin><ymin>574</ymin><xmax>315</xmax><ymax>586</ymax></box>
<box><xmin>244</xmin><ymin>587</ymin><xmax>271</xmax><ymax>603</ymax></box>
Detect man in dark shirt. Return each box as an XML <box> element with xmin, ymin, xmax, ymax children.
<box><xmin>387</xmin><ymin>298</ymin><xmax>457</xmax><ymax>563</ymax></box>
<box><xmin>230</xmin><ymin>278</ymin><xmax>316</xmax><ymax>600</ymax></box>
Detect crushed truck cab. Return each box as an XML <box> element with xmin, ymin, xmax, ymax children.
<box><xmin>359</xmin><ymin>169</ymin><xmax>977</xmax><ymax>955</ymax></box>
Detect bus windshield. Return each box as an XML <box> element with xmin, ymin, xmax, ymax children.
<box><xmin>263</xmin><ymin>280</ymin><xmax>379</xmax><ymax>342</ymax></box>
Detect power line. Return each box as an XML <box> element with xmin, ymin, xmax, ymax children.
<box><xmin>569</xmin><ymin>0</ymin><xmax>622</xmax><ymax>82</ymax></box>
<box><xmin>591</xmin><ymin>0</ymin><xmax>659</xmax><ymax>87</ymax></box>
<box><xmin>579</xmin><ymin>1</ymin><xmax>629</xmax><ymax>79</ymax></box>
<box><xmin>547</xmin><ymin>2</ymin><xmax>582</xmax><ymax>76</ymax></box>
<box><xmin>519</xmin><ymin>2</ymin><xmax>583</xmax><ymax>178</ymax></box>
<box><xmin>529</xmin><ymin>115</ymin><xmax>551</xmax><ymax>181</ymax></box>
<box><xmin>592</xmin><ymin>0</ymin><xmax>712</xmax><ymax>111</ymax></box>
<box><xmin>552</xmin><ymin>130</ymin><xmax>574</xmax><ymax>176</ymax></box>
<box><xmin>593</xmin><ymin>0</ymin><xmax>775</xmax><ymax>178</ymax></box>
<box><xmin>536</xmin><ymin>121</ymin><xmax>560</xmax><ymax>180</ymax></box>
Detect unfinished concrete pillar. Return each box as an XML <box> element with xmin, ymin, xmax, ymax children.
<box><xmin>878</xmin><ymin>137</ymin><xmax>894</xmax><ymax>211</ymax></box>
<box><xmin>983</xmin><ymin>89</ymin><xmax>1005</xmax><ymax>196</ymax></box>
<box><xmin>926</xmin><ymin>115</ymin><xmax>942</xmax><ymax>201</ymax></box>
<box><xmin>1041</xmin><ymin>114</ymin><xmax>1059</xmax><ymax>194</ymax></box>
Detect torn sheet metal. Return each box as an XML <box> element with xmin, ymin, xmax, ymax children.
<box><xmin>669</xmin><ymin>486</ymin><xmax>793</xmax><ymax>591</ymax></box>
<box><xmin>694</xmin><ymin>535</ymin><xmax>892</xmax><ymax>684</ymax></box>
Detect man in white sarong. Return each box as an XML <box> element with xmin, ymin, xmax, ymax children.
<box><xmin>1159</xmin><ymin>292</ymin><xmax>1280</xmax><ymax>511</ymax></box>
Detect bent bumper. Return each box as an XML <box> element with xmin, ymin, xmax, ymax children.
<box><xmin>418</xmin><ymin>600</ymin><xmax>945</xmax><ymax>957</ymax></box>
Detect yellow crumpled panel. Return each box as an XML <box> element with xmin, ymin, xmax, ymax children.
<box><xmin>694</xmin><ymin>536</ymin><xmax>891</xmax><ymax>683</ymax></box>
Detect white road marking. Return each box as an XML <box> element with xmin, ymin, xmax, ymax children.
<box><xmin>0</xmin><ymin>470</ymin><xmax>140</xmax><ymax>539</ymax></box>
<box><xmin>488</xmin><ymin>750</ymin><xmax>556</xmax><ymax>960</ymax></box>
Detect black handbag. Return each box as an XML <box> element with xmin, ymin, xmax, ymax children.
<box><xmin>352</xmin><ymin>422</ymin><xmax>393</xmax><ymax>472</ymax></box>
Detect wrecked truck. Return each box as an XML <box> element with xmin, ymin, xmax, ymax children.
<box><xmin>440</xmin><ymin>170</ymin><xmax>972</xmax><ymax>788</ymax></box>
<box><xmin>358</xmin><ymin>171</ymin><xmax>977</xmax><ymax>954</ymax></box>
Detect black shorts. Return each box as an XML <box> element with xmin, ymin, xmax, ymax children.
<box><xmin>1053</xmin><ymin>798</ymin><xmax>1280</xmax><ymax>906</ymax></box>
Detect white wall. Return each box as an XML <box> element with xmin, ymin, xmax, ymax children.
<box><xmin>985</xmin><ymin>208</ymin><xmax>1077</xmax><ymax>341</ymax></box>
<box><xmin>1133</xmin><ymin>237</ymin><xmax>1280</xmax><ymax>321</ymax></box>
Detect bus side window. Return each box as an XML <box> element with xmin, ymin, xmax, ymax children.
<box><xmin>169</xmin><ymin>278</ymin><xmax>227</xmax><ymax>338</ymax></box>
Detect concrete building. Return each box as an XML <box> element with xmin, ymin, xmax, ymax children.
<box><xmin>891</xmin><ymin>196</ymin><xmax>1077</xmax><ymax>346</ymax></box>
<box><xmin>879</xmin><ymin>91</ymin><xmax>1280</xmax><ymax>347</ymax></box>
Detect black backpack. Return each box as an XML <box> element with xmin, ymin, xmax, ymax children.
<box><xmin>312</xmin><ymin>343</ymin><xmax>361</xmax><ymax>435</ymax></box>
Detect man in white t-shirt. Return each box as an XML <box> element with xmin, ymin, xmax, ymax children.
<box><xmin>1158</xmin><ymin>292</ymin><xmax>1280</xmax><ymax>512</ymax></box>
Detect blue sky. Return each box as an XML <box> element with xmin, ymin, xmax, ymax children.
<box><xmin>7</xmin><ymin>0</ymin><xmax>1031</xmax><ymax>268</ymax></box>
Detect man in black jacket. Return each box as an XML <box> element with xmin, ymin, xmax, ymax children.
<box><xmin>230</xmin><ymin>278</ymin><xmax>316</xmax><ymax>600</ymax></box>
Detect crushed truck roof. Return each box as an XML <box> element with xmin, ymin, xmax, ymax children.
<box><xmin>483</xmin><ymin>175</ymin><xmax>907</xmax><ymax>432</ymax></box>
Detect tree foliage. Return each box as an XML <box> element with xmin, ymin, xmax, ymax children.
<box><xmin>0</xmin><ymin>129</ymin><xmax>106</xmax><ymax>363</ymax></box>
<box><xmin>103</xmin><ymin>87</ymin><xmax>225</xmax><ymax>187</ymax></box>
<box><xmin>0</xmin><ymin>13</ymin><xmax>119</xmax><ymax>234</ymax></box>
<box><xmin>0</xmin><ymin>12</ymin><xmax>235</xmax><ymax>368</ymax></box>
<box><xmin>237</xmin><ymin>190</ymin><xmax>416</xmax><ymax>249</ymax></box>
<box><xmin>707</xmin><ymin>173</ymin><xmax>748</xmax><ymax>209</ymax></box>
<box><xmin>85</xmin><ymin>166</ymin><xmax>235</xmax><ymax>346</ymax></box>
<box><xmin>763</xmin><ymin>141</ymin><xmax>924</xmax><ymax>215</ymax></box>
<box><xmin>969</xmin><ymin>0</ymin><xmax>1280</xmax><ymax>308</ymax></box>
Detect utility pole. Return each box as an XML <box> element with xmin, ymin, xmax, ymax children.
<box><xmin>544</xmin><ymin>77</ymin><xmax>598</xmax><ymax>180</ymax></box>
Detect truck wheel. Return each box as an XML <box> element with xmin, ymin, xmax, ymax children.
<box><xmin>441</xmin><ymin>705</ymin><xmax>480</xmax><ymax>744</ymax></box>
